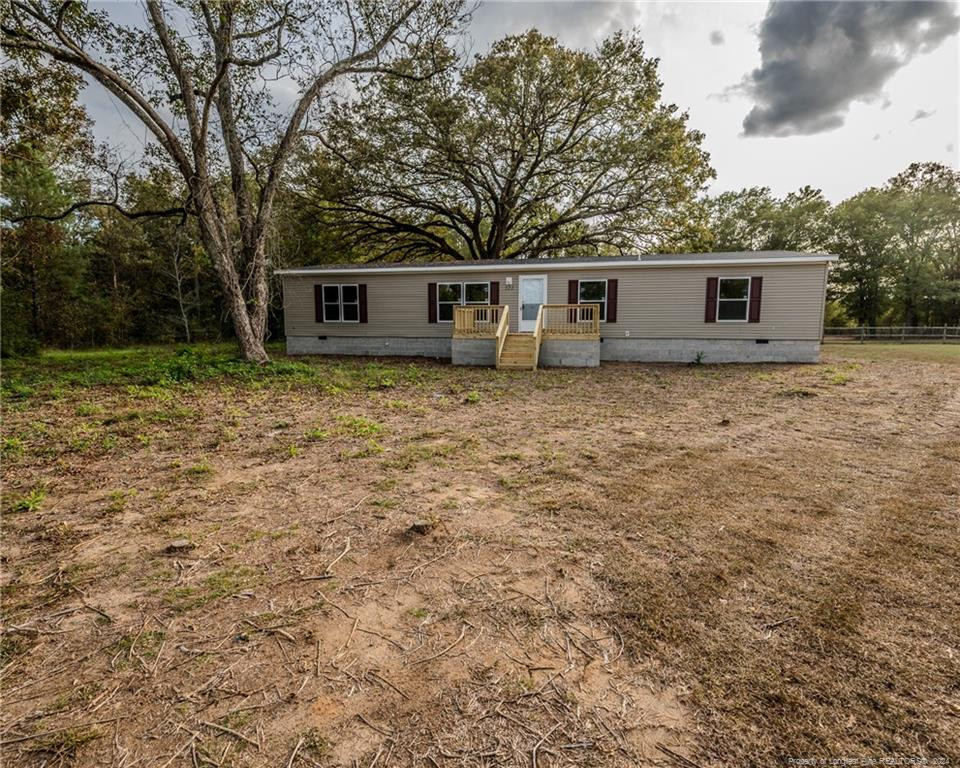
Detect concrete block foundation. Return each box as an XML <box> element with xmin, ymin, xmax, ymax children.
<box><xmin>538</xmin><ymin>339</ymin><xmax>600</xmax><ymax>368</ymax></box>
<box><xmin>451</xmin><ymin>338</ymin><xmax>496</xmax><ymax>366</ymax></box>
<box><xmin>286</xmin><ymin>336</ymin><xmax>821</xmax><ymax>365</ymax></box>
<box><xmin>599</xmin><ymin>338</ymin><xmax>820</xmax><ymax>364</ymax></box>
<box><xmin>286</xmin><ymin>336</ymin><xmax>451</xmax><ymax>358</ymax></box>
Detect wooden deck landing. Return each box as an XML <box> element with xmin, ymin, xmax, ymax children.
<box><xmin>453</xmin><ymin>304</ymin><xmax>600</xmax><ymax>370</ymax></box>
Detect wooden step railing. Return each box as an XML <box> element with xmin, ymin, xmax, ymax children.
<box><xmin>453</xmin><ymin>305</ymin><xmax>507</xmax><ymax>337</ymax></box>
<box><xmin>495</xmin><ymin>306</ymin><xmax>510</xmax><ymax>368</ymax></box>
<box><xmin>454</xmin><ymin>303</ymin><xmax>597</xmax><ymax>370</ymax></box>
<box><xmin>533</xmin><ymin>305</ymin><xmax>544</xmax><ymax>369</ymax></box>
<box><xmin>539</xmin><ymin>304</ymin><xmax>601</xmax><ymax>338</ymax></box>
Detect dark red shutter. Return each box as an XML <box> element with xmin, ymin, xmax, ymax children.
<box><xmin>705</xmin><ymin>277</ymin><xmax>718</xmax><ymax>323</ymax></box>
<box><xmin>428</xmin><ymin>282</ymin><xmax>437</xmax><ymax>323</ymax></box>
<box><xmin>749</xmin><ymin>276</ymin><xmax>763</xmax><ymax>323</ymax></box>
<box><xmin>358</xmin><ymin>284</ymin><xmax>368</xmax><ymax>323</ymax></box>
<box><xmin>568</xmin><ymin>280</ymin><xmax>578</xmax><ymax>304</ymax></box>
<box><xmin>606</xmin><ymin>279</ymin><xmax>618</xmax><ymax>323</ymax></box>
<box><xmin>489</xmin><ymin>281</ymin><xmax>499</xmax><ymax>305</ymax></box>
<box><xmin>314</xmin><ymin>284</ymin><xmax>324</xmax><ymax>323</ymax></box>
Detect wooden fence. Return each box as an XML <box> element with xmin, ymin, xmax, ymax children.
<box><xmin>824</xmin><ymin>326</ymin><xmax>960</xmax><ymax>343</ymax></box>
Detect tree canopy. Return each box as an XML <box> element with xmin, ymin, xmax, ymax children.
<box><xmin>298</xmin><ymin>30</ymin><xmax>714</xmax><ymax>261</ymax></box>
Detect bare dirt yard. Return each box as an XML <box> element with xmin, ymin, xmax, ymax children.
<box><xmin>2</xmin><ymin>342</ymin><xmax>958</xmax><ymax>767</ymax></box>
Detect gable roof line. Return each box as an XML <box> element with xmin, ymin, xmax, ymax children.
<box><xmin>276</xmin><ymin>251</ymin><xmax>837</xmax><ymax>276</ymax></box>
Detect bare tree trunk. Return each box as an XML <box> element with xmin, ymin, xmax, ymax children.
<box><xmin>170</xmin><ymin>243</ymin><xmax>191</xmax><ymax>343</ymax></box>
<box><xmin>194</xmin><ymin>200</ymin><xmax>269</xmax><ymax>363</ymax></box>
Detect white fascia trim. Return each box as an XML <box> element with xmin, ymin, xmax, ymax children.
<box><xmin>276</xmin><ymin>255</ymin><xmax>837</xmax><ymax>276</ymax></box>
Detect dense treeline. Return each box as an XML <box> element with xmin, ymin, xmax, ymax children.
<box><xmin>2</xmin><ymin>24</ymin><xmax>958</xmax><ymax>356</ymax></box>
<box><xmin>706</xmin><ymin>166</ymin><xmax>960</xmax><ymax>328</ymax></box>
<box><xmin>2</xmin><ymin>68</ymin><xmax>227</xmax><ymax>355</ymax></box>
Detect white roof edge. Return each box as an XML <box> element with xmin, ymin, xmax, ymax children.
<box><xmin>276</xmin><ymin>255</ymin><xmax>837</xmax><ymax>276</ymax></box>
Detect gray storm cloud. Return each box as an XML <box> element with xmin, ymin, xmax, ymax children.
<box><xmin>741</xmin><ymin>1</ymin><xmax>959</xmax><ymax>137</ymax></box>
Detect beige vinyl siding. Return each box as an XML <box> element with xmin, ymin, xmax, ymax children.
<box><xmin>282</xmin><ymin>263</ymin><xmax>828</xmax><ymax>341</ymax></box>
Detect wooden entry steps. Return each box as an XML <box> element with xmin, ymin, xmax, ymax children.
<box><xmin>453</xmin><ymin>303</ymin><xmax>600</xmax><ymax>370</ymax></box>
<box><xmin>498</xmin><ymin>333</ymin><xmax>537</xmax><ymax>370</ymax></box>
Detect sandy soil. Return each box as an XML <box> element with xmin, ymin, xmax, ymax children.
<box><xmin>2</xmin><ymin>346</ymin><xmax>958</xmax><ymax>767</ymax></box>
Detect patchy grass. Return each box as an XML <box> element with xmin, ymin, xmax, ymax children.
<box><xmin>1</xmin><ymin>342</ymin><xmax>443</xmax><ymax>401</ymax></box>
<box><xmin>25</xmin><ymin>726</ymin><xmax>101</xmax><ymax>764</ymax></box>
<box><xmin>822</xmin><ymin>341</ymin><xmax>960</xmax><ymax>364</ymax></box>
<box><xmin>7</xmin><ymin>483</ymin><xmax>47</xmax><ymax>514</ymax></box>
<box><xmin>163</xmin><ymin>567</ymin><xmax>256</xmax><ymax>612</ymax></box>
<box><xmin>184</xmin><ymin>461</ymin><xmax>214</xmax><ymax>478</ymax></box>
<box><xmin>335</xmin><ymin>414</ymin><xmax>383</xmax><ymax>437</ymax></box>
<box><xmin>1</xmin><ymin>343</ymin><xmax>957</xmax><ymax>767</ymax></box>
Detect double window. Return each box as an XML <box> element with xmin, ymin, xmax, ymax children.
<box><xmin>323</xmin><ymin>284</ymin><xmax>360</xmax><ymax>322</ymax></box>
<box><xmin>437</xmin><ymin>282</ymin><xmax>490</xmax><ymax>322</ymax></box>
<box><xmin>577</xmin><ymin>279</ymin><xmax>607</xmax><ymax>322</ymax></box>
<box><xmin>717</xmin><ymin>277</ymin><xmax>750</xmax><ymax>322</ymax></box>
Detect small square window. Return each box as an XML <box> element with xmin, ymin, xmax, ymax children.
<box><xmin>323</xmin><ymin>285</ymin><xmax>340</xmax><ymax>303</ymax></box>
<box><xmin>464</xmin><ymin>282</ymin><xmax>489</xmax><ymax>304</ymax></box>
<box><xmin>717</xmin><ymin>277</ymin><xmax>750</xmax><ymax>322</ymax></box>
<box><xmin>578</xmin><ymin>280</ymin><xmax>607</xmax><ymax>322</ymax></box>
<box><xmin>437</xmin><ymin>283</ymin><xmax>465</xmax><ymax>323</ymax></box>
<box><xmin>438</xmin><ymin>283</ymin><xmax>462</xmax><ymax>303</ymax></box>
<box><xmin>321</xmin><ymin>284</ymin><xmax>361</xmax><ymax>323</ymax></box>
<box><xmin>719</xmin><ymin>278</ymin><xmax>749</xmax><ymax>300</ymax></box>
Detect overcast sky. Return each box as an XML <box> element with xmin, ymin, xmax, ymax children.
<box><xmin>85</xmin><ymin>0</ymin><xmax>960</xmax><ymax>202</ymax></box>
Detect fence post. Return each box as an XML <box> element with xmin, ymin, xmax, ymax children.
<box><xmin>944</xmin><ymin>326</ymin><xmax>948</xmax><ymax>342</ymax></box>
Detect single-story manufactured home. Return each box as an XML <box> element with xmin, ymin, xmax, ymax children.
<box><xmin>277</xmin><ymin>251</ymin><xmax>835</xmax><ymax>367</ymax></box>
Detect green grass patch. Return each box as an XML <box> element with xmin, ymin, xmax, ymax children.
<box><xmin>8</xmin><ymin>483</ymin><xmax>47</xmax><ymax>513</ymax></box>
<box><xmin>336</xmin><ymin>414</ymin><xmax>383</xmax><ymax>437</ymax></box>
<box><xmin>105</xmin><ymin>489</ymin><xmax>135</xmax><ymax>515</ymax></box>
<box><xmin>185</xmin><ymin>461</ymin><xmax>214</xmax><ymax>478</ymax></box>
<box><xmin>2</xmin><ymin>344</ymin><xmax>316</xmax><ymax>396</ymax></box>
<box><xmin>1</xmin><ymin>436</ymin><xmax>25</xmax><ymax>459</ymax></box>
<box><xmin>164</xmin><ymin>567</ymin><xmax>255</xmax><ymax>612</ymax></box>
<box><xmin>2</xmin><ymin>343</ymin><xmax>446</xmax><ymax>402</ymax></box>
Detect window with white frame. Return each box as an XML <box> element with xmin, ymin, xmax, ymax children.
<box><xmin>717</xmin><ymin>277</ymin><xmax>750</xmax><ymax>321</ymax></box>
<box><xmin>437</xmin><ymin>283</ymin><xmax>462</xmax><ymax>322</ymax></box>
<box><xmin>464</xmin><ymin>282</ymin><xmax>490</xmax><ymax>305</ymax></box>
<box><xmin>323</xmin><ymin>284</ymin><xmax>360</xmax><ymax>322</ymax></box>
<box><xmin>437</xmin><ymin>282</ymin><xmax>490</xmax><ymax>322</ymax></box>
<box><xmin>578</xmin><ymin>279</ymin><xmax>607</xmax><ymax>322</ymax></box>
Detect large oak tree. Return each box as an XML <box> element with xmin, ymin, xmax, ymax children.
<box><xmin>2</xmin><ymin>0</ymin><xmax>463</xmax><ymax>361</ymax></box>
<box><xmin>299</xmin><ymin>30</ymin><xmax>714</xmax><ymax>261</ymax></box>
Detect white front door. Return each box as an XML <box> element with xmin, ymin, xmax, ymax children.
<box><xmin>519</xmin><ymin>276</ymin><xmax>547</xmax><ymax>333</ymax></box>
